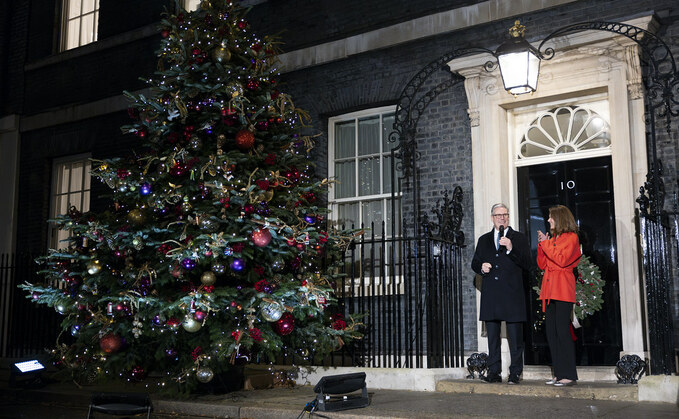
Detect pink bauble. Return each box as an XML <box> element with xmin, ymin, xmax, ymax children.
<box><xmin>251</xmin><ymin>228</ymin><xmax>272</xmax><ymax>247</ymax></box>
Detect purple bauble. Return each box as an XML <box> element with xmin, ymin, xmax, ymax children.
<box><xmin>140</xmin><ymin>182</ymin><xmax>152</xmax><ymax>195</ymax></box>
<box><xmin>230</xmin><ymin>258</ymin><xmax>245</xmax><ymax>272</ymax></box>
<box><xmin>182</xmin><ymin>258</ymin><xmax>197</xmax><ymax>270</ymax></box>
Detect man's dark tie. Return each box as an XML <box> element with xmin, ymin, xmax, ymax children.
<box><xmin>496</xmin><ymin>232</ymin><xmax>500</xmax><ymax>250</ymax></box>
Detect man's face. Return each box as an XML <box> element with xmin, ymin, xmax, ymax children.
<box><xmin>491</xmin><ymin>207</ymin><xmax>509</xmax><ymax>230</ymax></box>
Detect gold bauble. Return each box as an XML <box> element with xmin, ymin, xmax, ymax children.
<box><xmin>212</xmin><ymin>47</ymin><xmax>231</xmax><ymax>63</ymax></box>
<box><xmin>127</xmin><ymin>209</ymin><xmax>145</xmax><ymax>225</ymax></box>
<box><xmin>87</xmin><ymin>260</ymin><xmax>103</xmax><ymax>275</ymax></box>
<box><xmin>182</xmin><ymin>316</ymin><xmax>202</xmax><ymax>333</ymax></box>
<box><xmin>200</xmin><ymin>271</ymin><xmax>217</xmax><ymax>286</ymax></box>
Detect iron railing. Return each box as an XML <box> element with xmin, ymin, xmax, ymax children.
<box><xmin>0</xmin><ymin>253</ymin><xmax>61</xmax><ymax>358</ymax></box>
<box><xmin>333</xmin><ymin>188</ymin><xmax>466</xmax><ymax>369</ymax></box>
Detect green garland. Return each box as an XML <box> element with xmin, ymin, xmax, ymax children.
<box><xmin>534</xmin><ymin>254</ymin><xmax>605</xmax><ymax>320</ymax></box>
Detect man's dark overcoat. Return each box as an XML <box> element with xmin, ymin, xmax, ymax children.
<box><xmin>471</xmin><ymin>227</ymin><xmax>532</xmax><ymax>322</ymax></box>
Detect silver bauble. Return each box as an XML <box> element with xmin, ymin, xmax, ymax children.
<box><xmin>271</xmin><ymin>257</ymin><xmax>285</xmax><ymax>272</ymax></box>
<box><xmin>196</xmin><ymin>367</ymin><xmax>214</xmax><ymax>383</ymax></box>
<box><xmin>260</xmin><ymin>301</ymin><xmax>284</xmax><ymax>322</ymax></box>
<box><xmin>182</xmin><ymin>316</ymin><xmax>202</xmax><ymax>332</ymax></box>
<box><xmin>199</xmin><ymin>217</ymin><xmax>220</xmax><ymax>233</ymax></box>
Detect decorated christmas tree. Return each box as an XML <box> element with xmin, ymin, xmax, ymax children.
<box><xmin>20</xmin><ymin>0</ymin><xmax>360</xmax><ymax>392</ymax></box>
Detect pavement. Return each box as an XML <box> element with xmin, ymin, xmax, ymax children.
<box><xmin>1</xmin><ymin>367</ymin><xmax>678</xmax><ymax>418</ymax></box>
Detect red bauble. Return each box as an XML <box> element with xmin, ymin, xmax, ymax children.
<box><xmin>251</xmin><ymin>228</ymin><xmax>272</xmax><ymax>247</ymax></box>
<box><xmin>273</xmin><ymin>312</ymin><xmax>295</xmax><ymax>336</ymax></box>
<box><xmin>130</xmin><ymin>365</ymin><xmax>147</xmax><ymax>382</ymax></box>
<box><xmin>235</xmin><ymin>130</ymin><xmax>255</xmax><ymax>150</ymax></box>
<box><xmin>100</xmin><ymin>333</ymin><xmax>122</xmax><ymax>354</ymax></box>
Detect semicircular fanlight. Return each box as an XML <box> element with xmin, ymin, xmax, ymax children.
<box><xmin>518</xmin><ymin>106</ymin><xmax>611</xmax><ymax>159</ymax></box>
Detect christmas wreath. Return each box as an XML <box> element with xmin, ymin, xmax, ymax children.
<box><xmin>533</xmin><ymin>254</ymin><xmax>605</xmax><ymax>320</ymax></box>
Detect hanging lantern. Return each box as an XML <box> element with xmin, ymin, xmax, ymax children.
<box><xmin>495</xmin><ymin>20</ymin><xmax>541</xmax><ymax>95</ymax></box>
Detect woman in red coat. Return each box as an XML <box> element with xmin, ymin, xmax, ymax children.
<box><xmin>537</xmin><ymin>205</ymin><xmax>581</xmax><ymax>387</ymax></box>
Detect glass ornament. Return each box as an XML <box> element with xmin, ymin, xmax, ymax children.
<box><xmin>188</xmin><ymin>135</ymin><xmax>203</xmax><ymax>150</ymax></box>
<box><xmin>182</xmin><ymin>316</ymin><xmax>202</xmax><ymax>332</ymax></box>
<box><xmin>211</xmin><ymin>262</ymin><xmax>226</xmax><ymax>275</ymax></box>
<box><xmin>140</xmin><ymin>182</ymin><xmax>152</xmax><ymax>195</ymax></box>
<box><xmin>87</xmin><ymin>260</ymin><xmax>103</xmax><ymax>275</ymax></box>
<box><xmin>271</xmin><ymin>257</ymin><xmax>285</xmax><ymax>272</ymax></box>
<box><xmin>273</xmin><ymin>312</ymin><xmax>295</xmax><ymax>336</ymax></box>
<box><xmin>230</xmin><ymin>258</ymin><xmax>245</xmax><ymax>272</ymax></box>
<box><xmin>70</xmin><ymin>324</ymin><xmax>81</xmax><ymax>336</ymax></box>
<box><xmin>200</xmin><ymin>271</ymin><xmax>217</xmax><ymax>286</ymax></box>
<box><xmin>199</xmin><ymin>216</ymin><xmax>220</xmax><ymax>233</ymax></box>
<box><xmin>251</xmin><ymin>228</ymin><xmax>272</xmax><ymax>247</ymax></box>
<box><xmin>182</xmin><ymin>258</ymin><xmax>197</xmax><ymax>270</ymax></box>
<box><xmin>260</xmin><ymin>300</ymin><xmax>283</xmax><ymax>322</ymax></box>
<box><xmin>196</xmin><ymin>367</ymin><xmax>214</xmax><ymax>383</ymax></box>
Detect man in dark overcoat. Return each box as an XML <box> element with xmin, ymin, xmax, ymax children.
<box><xmin>471</xmin><ymin>203</ymin><xmax>531</xmax><ymax>384</ymax></box>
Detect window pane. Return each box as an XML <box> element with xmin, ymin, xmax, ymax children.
<box><xmin>82</xmin><ymin>0</ymin><xmax>96</xmax><ymax>14</ymax></box>
<box><xmin>50</xmin><ymin>156</ymin><xmax>92</xmax><ymax>249</ymax></box>
<box><xmin>69</xmin><ymin>192</ymin><xmax>83</xmax><ymax>210</ymax></box>
<box><xmin>68</xmin><ymin>0</ymin><xmax>82</xmax><ymax>18</ymax></box>
<box><xmin>358</xmin><ymin>157</ymin><xmax>380</xmax><ymax>196</ymax></box>
<box><xmin>334</xmin><ymin>161</ymin><xmax>355</xmax><ymax>198</ymax></box>
<box><xmin>362</xmin><ymin>200</ymin><xmax>383</xmax><ymax>236</ymax></box>
<box><xmin>82</xmin><ymin>190</ymin><xmax>91</xmax><ymax>212</ymax></box>
<box><xmin>66</xmin><ymin>19</ymin><xmax>80</xmax><ymax>50</ymax></box>
<box><xmin>80</xmin><ymin>14</ymin><xmax>95</xmax><ymax>45</ymax></box>
<box><xmin>337</xmin><ymin>202</ymin><xmax>359</xmax><ymax>228</ymax></box>
<box><xmin>70</xmin><ymin>162</ymin><xmax>84</xmax><ymax>191</ymax></box>
<box><xmin>382</xmin><ymin>113</ymin><xmax>396</xmax><ymax>151</ymax></box>
<box><xmin>56</xmin><ymin>195</ymin><xmax>68</xmax><ymax>217</ymax></box>
<box><xmin>335</xmin><ymin>121</ymin><xmax>355</xmax><ymax>159</ymax></box>
<box><xmin>358</xmin><ymin>116</ymin><xmax>380</xmax><ymax>155</ymax></box>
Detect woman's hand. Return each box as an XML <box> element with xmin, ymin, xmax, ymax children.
<box><xmin>537</xmin><ymin>230</ymin><xmax>550</xmax><ymax>243</ymax></box>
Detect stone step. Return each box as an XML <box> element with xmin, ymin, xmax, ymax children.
<box><xmin>436</xmin><ymin>379</ymin><xmax>638</xmax><ymax>402</ymax></box>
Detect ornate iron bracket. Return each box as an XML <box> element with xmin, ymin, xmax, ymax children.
<box><xmin>615</xmin><ymin>354</ymin><xmax>647</xmax><ymax>384</ymax></box>
<box><xmin>466</xmin><ymin>352</ymin><xmax>489</xmax><ymax>379</ymax></box>
<box><xmin>424</xmin><ymin>186</ymin><xmax>465</xmax><ymax>245</ymax></box>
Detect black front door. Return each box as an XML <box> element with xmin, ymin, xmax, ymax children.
<box><xmin>517</xmin><ymin>155</ymin><xmax>623</xmax><ymax>366</ymax></box>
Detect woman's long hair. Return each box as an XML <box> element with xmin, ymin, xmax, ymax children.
<box><xmin>549</xmin><ymin>205</ymin><xmax>578</xmax><ymax>238</ymax></box>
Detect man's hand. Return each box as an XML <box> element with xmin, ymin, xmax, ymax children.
<box><xmin>499</xmin><ymin>236</ymin><xmax>512</xmax><ymax>251</ymax></box>
<box><xmin>481</xmin><ymin>262</ymin><xmax>492</xmax><ymax>273</ymax></box>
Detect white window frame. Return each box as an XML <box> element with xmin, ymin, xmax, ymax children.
<box><xmin>328</xmin><ymin>106</ymin><xmax>400</xmax><ymax>232</ymax></box>
<box><xmin>328</xmin><ymin>106</ymin><xmax>403</xmax><ymax>295</ymax></box>
<box><xmin>60</xmin><ymin>0</ymin><xmax>100</xmax><ymax>51</ymax></box>
<box><xmin>181</xmin><ymin>0</ymin><xmax>202</xmax><ymax>11</ymax></box>
<box><xmin>48</xmin><ymin>154</ymin><xmax>92</xmax><ymax>250</ymax></box>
